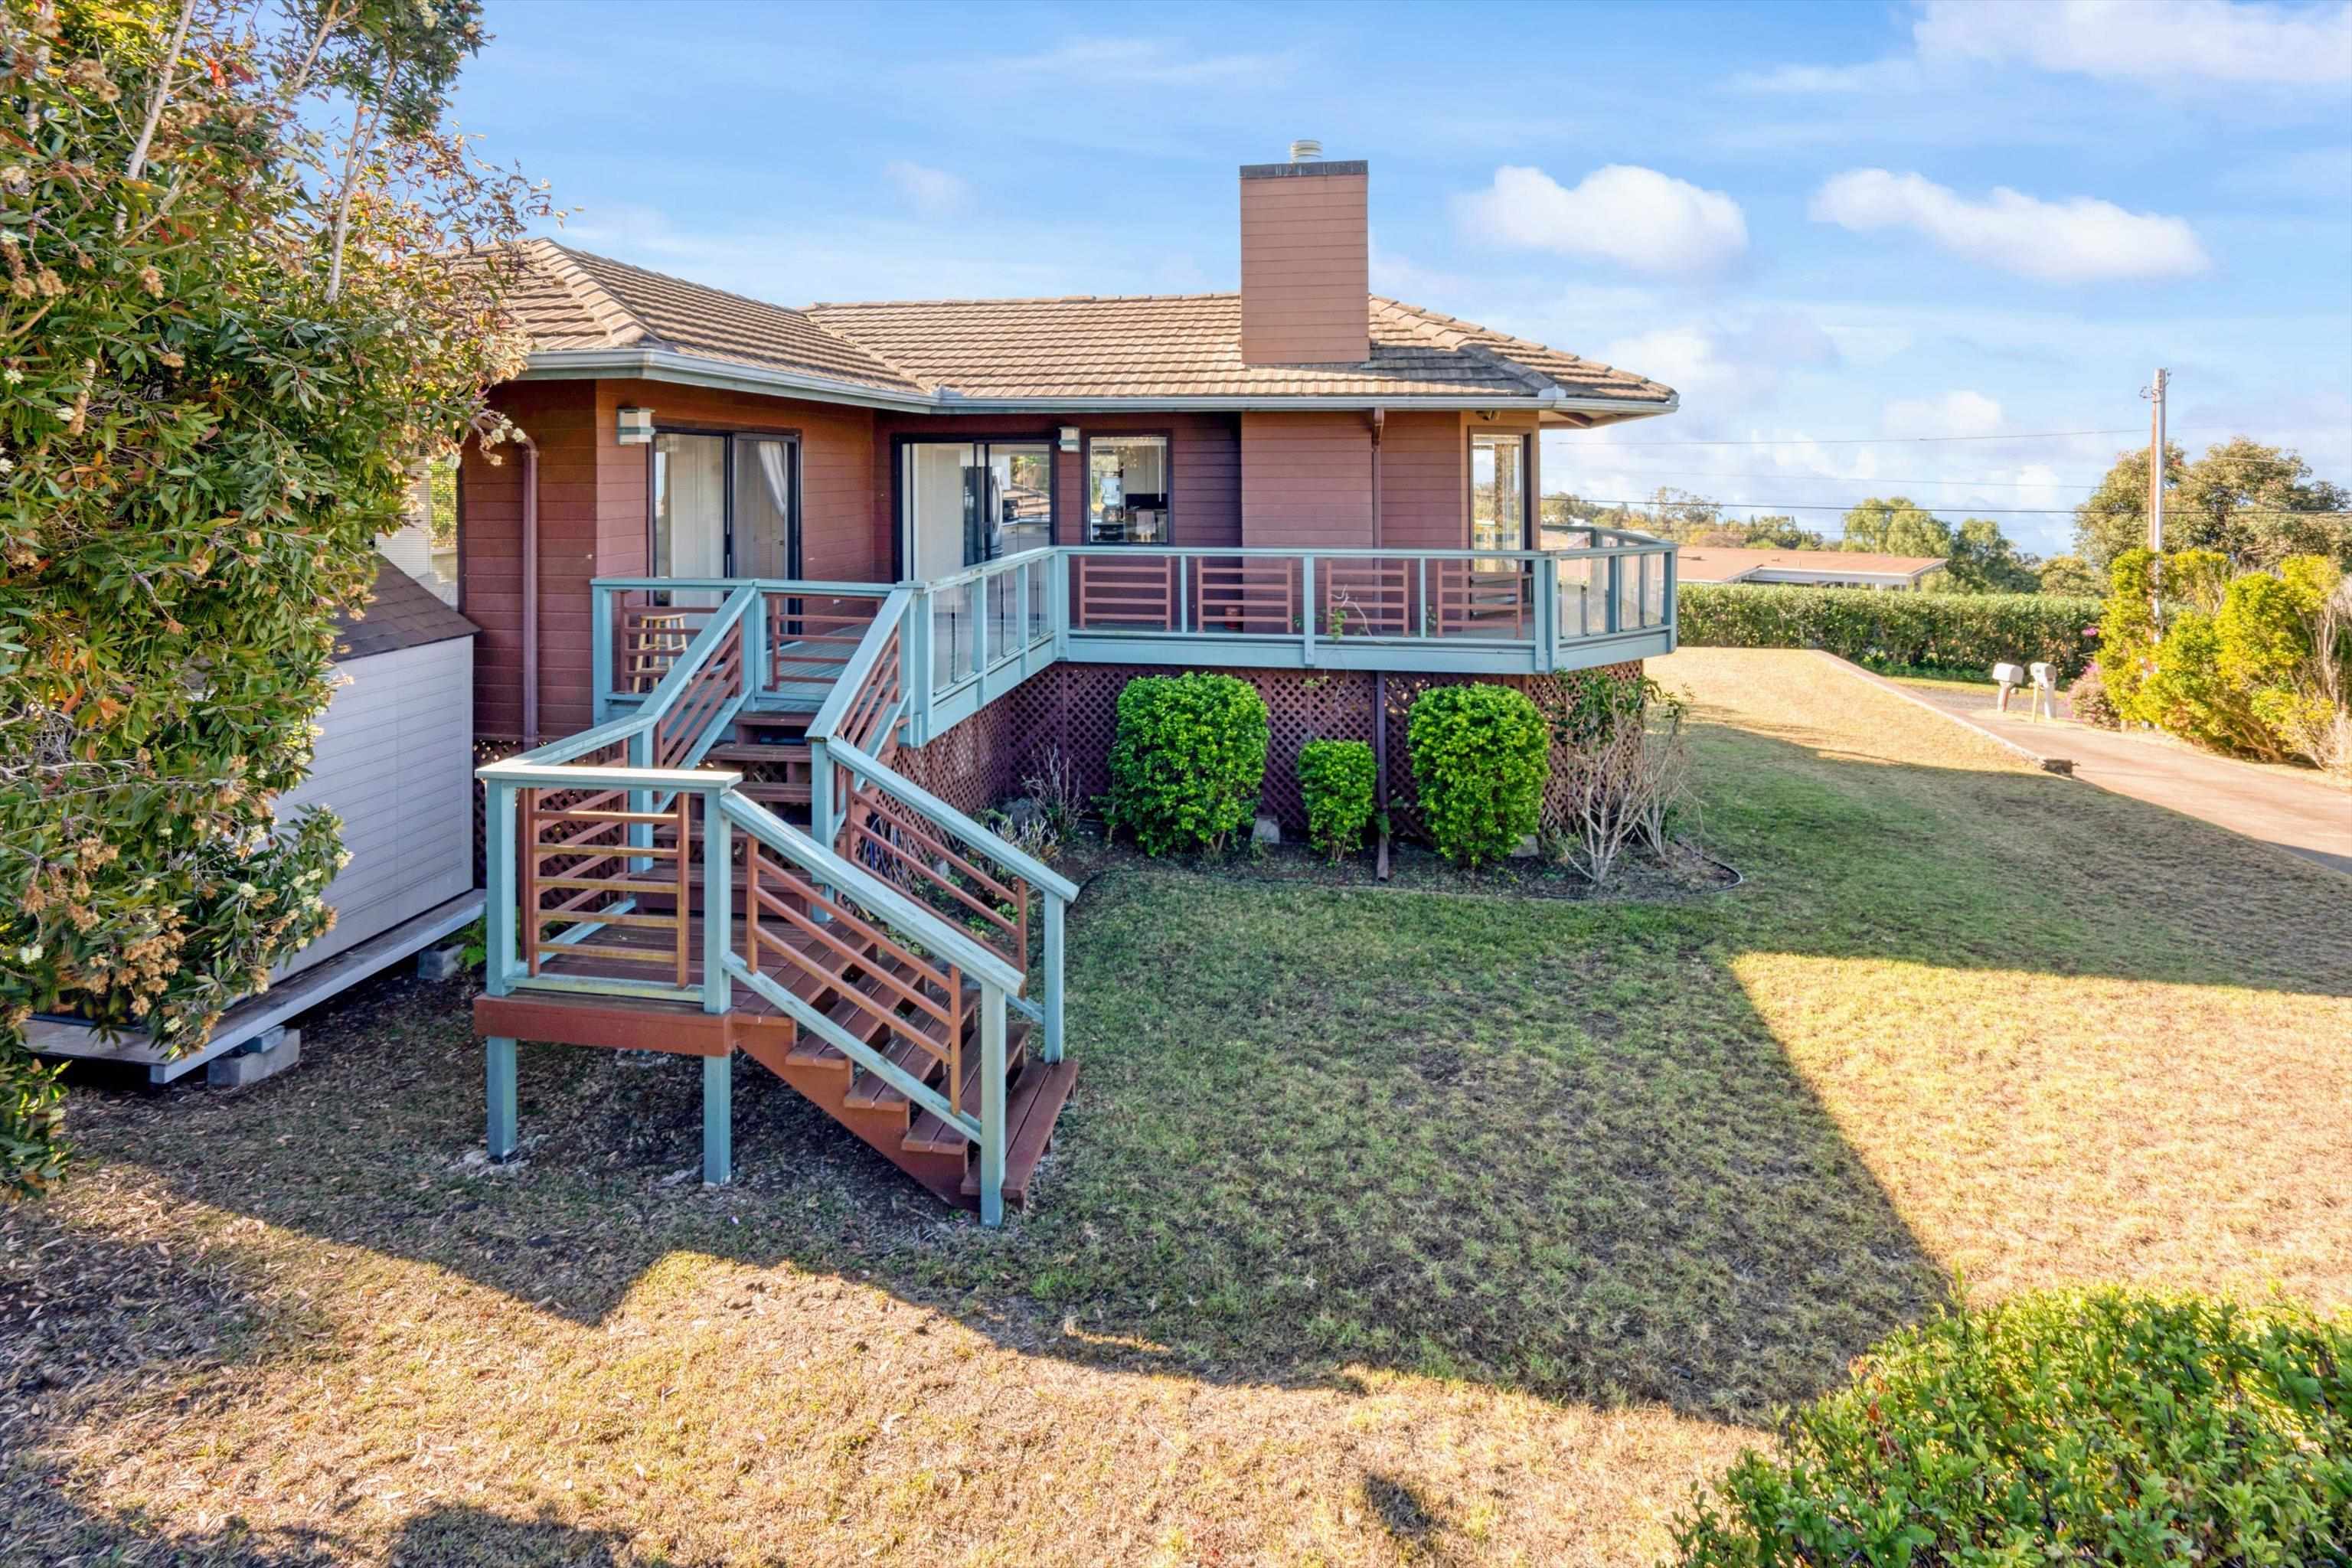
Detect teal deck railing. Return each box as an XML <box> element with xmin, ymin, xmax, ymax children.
<box><xmin>586</xmin><ymin>532</ymin><xmax>1676</xmax><ymax>746</ymax></box>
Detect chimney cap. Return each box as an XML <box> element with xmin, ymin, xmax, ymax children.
<box><xmin>1289</xmin><ymin>139</ymin><xmax>1322</xmax><ymax>162</ymax></box>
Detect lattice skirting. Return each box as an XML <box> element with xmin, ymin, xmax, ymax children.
<box><xmin>896</xmin><ymin>662</ymin><xmax>1646</xmax><ymax>840</ymax></box>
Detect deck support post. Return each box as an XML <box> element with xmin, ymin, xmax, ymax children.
<box><xmin>703</xmin><ymin>1051</ymin><xmax>732</xmax><ymax>1185</ymax></box>
<box><xmin>978</xmin><ymin>985</ymin><xmax>1008</xmax><ymax>1227</ymax></box>
<box><xmin>701</xmin><ymin>790</ymin><xmax>732</xmax><ymax>1014</ymax></box>
<box><xmin>485</xmin><ymin>1036</ymin><xmax>518</xmax><ymax>1160</ymax></box>
<box><xmin>1042</xmin><ymin>897</ymin><xmax>1065</xmax><ymax>1065</ymax></box>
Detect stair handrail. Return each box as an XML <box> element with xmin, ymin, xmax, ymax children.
<box><xmin>479</xmin><ymin>585</ymin><xmax>760</xmax><ymax>1002</ymax></box>
<box><xmin>825</xmin><ymin>737</ymin><xmax>1073</xmax><ymax>1065</ymax></box>
<box><xmin>716</xmin><ymin>792</ymin><xmax>1022</xmax><ymax>995</ymax></box>
<box><xmin>715</xmin><ymin>792</ymin><xmax>1019</xmax><ymax>1178</ymax></box>
<box><xmin>828</xmin><ymin>740</ymin><xmax>1077</xmax><ymax>903</ymax></box>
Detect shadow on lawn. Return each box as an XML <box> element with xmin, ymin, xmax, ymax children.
<box><xmin>28</xmin><ymin>723</ymin><xmax>2350</xmax><ymax>1447</ymax></box>
<box><xmin>0</xmin><ymin>1485</ymin><xmax>691</xmax><ymax>1567</ymax></box>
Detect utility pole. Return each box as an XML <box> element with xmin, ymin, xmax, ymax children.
<box><xmin>2143</xmin><ymin>367</ymin><xmax>2167</xmax><ymax>626</ymax></box>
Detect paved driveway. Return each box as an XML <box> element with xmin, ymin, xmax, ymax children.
<box><xmin>1861</xmin><ymin>664</ymin><xmax>2352</xmax><ymax>876</ymax></box>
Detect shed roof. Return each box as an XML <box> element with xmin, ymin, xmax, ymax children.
<box><xmin>333</xmin><ymin>558</ymin><xmax>479</xmax><ymax>662</ymax></box>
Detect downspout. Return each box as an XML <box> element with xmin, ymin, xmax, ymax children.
<box><xmin>518</xmin><ymin>431</ymin><xmax>541</xmax><ymax>746</ymax></box>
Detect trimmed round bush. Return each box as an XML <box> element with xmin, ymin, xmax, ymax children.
<box><xmin>1673</xmin><ymin>1289</ymin><xmax>2352</xmax><ymax>1568</ymax></box>
<box><xmin>1679</xmin><ymin>584</ymin><xmax>2104</xmax><ymax>679</ymax></box>
<box><xmin>1297</xmin><ymin>738</ymin><xmax>1377</xmax><ymax>861</ymax></box>
<box><xmin>1406</xmin><ymin>684</ymin><xmax>1549</xmax><ymax>867</ymax></box>
<box><xmin>1104</xmin><ymin>672</ymin><xmax>1268</xmax><ymax>855</ymax></box>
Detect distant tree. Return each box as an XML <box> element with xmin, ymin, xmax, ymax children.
<box><xmin>2074</xmin><ymin>439</ymin><xmax>2349</xmax><ymax>573</ymax></box>
<box><xmin>1932</xmin><ymin>518</ymin><xmax>2043</xmax><ymax>595</ymax></box>
<box><xmin>1741</xmin><ymin>515</ymin><xmax>1829</xmax><ymax>550</ymax></box>
<box><xmin>1841</xmin><ymin>497</ymin><xmax>1954</xmax><ymax>558</ymax></box>
<box><xmin>2035</xmin><ymin>554</ymin><xmax>2106</xmax><ymax>597</ymax></box>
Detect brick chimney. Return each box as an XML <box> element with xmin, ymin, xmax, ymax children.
<box><xmin>1239</xmin><ymin>145</ymin><xmax>1369</xmax><ymax>365</ymax></box>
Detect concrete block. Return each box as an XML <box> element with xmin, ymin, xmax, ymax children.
<box><xmin>416</xmin><ymin>943</ymin><xmax>466</xmax><ymax>981</ymax></box>
<box><xmin>1510</xmin><ymin>835</ymin><xmax>1541</xmax><ymax>859</ymax></box>
<box><xmin>1251</xmin><ymin>815</ymin><xmax>1281</xmax><ymax>847</ymax></box>
<box><xmin>208</xmin><ymin>1027</ymin><xmax>299</xmax><ymax>1088</ymax></box>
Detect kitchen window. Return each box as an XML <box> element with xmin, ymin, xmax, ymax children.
<box><xmin>1086</xmin><ymin>433</ymin><xmax>1171</xmax><ymax>544</ymax></box>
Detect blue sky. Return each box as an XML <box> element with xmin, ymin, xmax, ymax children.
<box><xmin>454</xmin><ymin>0</ymin><xmax>2352</xmax><ymax>556</ymax></box>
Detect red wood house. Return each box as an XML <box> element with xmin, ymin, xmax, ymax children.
<box><xmin>466</xmin><ymin>151</ymin><xmax>1681</xmax><ymax>1222</ymax></box>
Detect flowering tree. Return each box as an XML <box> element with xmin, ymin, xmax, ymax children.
<box><xmin>0</xmin><ymin>0</ymin><xmax>547</xmax><ymax>1194</ymax></box>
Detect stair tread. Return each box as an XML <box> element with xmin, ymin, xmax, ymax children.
<box><xmin>900</xmin><ymin>1019</ymin><xmax>1035</xmax><ymax>1153</ymax></box>
<box><xmin>706</xmin><ymin>742</ymin><xmax>810</xmax><ymax>763</ymax></box>
<box><xmin>838</xmin><ymin>959</ymin><xmax>971</xmax><ymax>1109</ymax></box>
<box><xmin>961</xmin><ymin>1057</ymin><xmax>1078</xmax><ymax>1202</ymax></box>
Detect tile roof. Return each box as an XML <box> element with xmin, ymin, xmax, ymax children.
<box><xmin>500</xmin><ymin>240</ymin><xmax>1674</xmax><ymax>407</ymax></box>
<box><xmin>508</xmin><ymin>240</ymin><xmax>922</xmax><ymax>393</ymax></box>
<box><xmin>1677</xmin><ymin>547</ymin><xmax>1948</xmax><ymax>583</ymax></box>
<box><xmin>333</xmin><ymin>558</ymin><xmax>479</xmax><ymax>662</ymax></box>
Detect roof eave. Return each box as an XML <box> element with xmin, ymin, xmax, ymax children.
<box><xmin>521</xmin><ymin>348</ymin><xmax>1680</xmax><ymax>420</ymax></box>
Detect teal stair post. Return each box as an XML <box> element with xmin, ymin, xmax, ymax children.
<box><xmin>703</xmin><ymin>1052</ymin><xmax>732</xmax><ymax>1184</ymax></box>
<box><xmin>486</xmin><ymin>1037</ymin><xmax>517</xmax><ymax>1160</ymax></box>
<box><xmin>978</xmin><ymin>985</ymin><xmax>1008</xmax><ymax>1226</ymax></box>
<box><xmin>1042</xmin><ymin>896</ymin><xmax>1065</xmax><ymax>1065</ymax></box>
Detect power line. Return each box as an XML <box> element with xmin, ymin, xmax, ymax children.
<box><xmin>1581</xmin><ymin>428</ymin><xmax>2159</xmax><ymax>449</ymax></box>
<box><xmin>1565</xmin><ymin>470</ymin><xmax>2104</xmax><ymax>492</ymax></box>
<box><xmin>1555</xmin><ymin>496</ymin><xmax>2350</xmax><ymax>518</ymax></box>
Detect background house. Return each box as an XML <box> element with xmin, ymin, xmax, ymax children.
<box><xmin>1676</xmin><ymin>545</ymin><xmax>1947</xmax><ymax>590</ymax></box>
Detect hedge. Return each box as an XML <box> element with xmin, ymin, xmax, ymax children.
<box><xmin>1406</xmin><ymin>684</ymin><xmax>1549</xmax><ymax>867</ymax></box>
<box><xmin>1678</xmin><ymin>585</ymin><xmax>2103</xmax><ymax>678</ymax></box>
<box><xmin>1672</xmin><ymin>1288</ymin><xmax>2352</xmax><ymax>1567</ymax></box>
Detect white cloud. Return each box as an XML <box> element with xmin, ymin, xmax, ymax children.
<box><xmin>1599</xmin><ymin>312</ymin><xmax>1841</xmax><ymax>410</ymax></box>
<box><xmin>1915</xmin><ymin>0</ymin><xmax>2352</xmax><ymax>86</ymax></box>
<box><xmin>1810</xmin><ymin>169</ymin><xmax>2211</xmax><ymax>283</ymax></box>
<box><xmin>988</xmin><ymin>38</ymin><xmax>1292</xmax><ymax>88</ymax></box>
<box><xmin>1731</xmin><ymin>57</ymin><xmax>1922</xmax><ymax>93</ymax></box>
<box><xmin>1455</xmin><ymin>165</ymin><xmax>1749</xmax><ymax>277</ymax></box>
<box><xmin>882</xmin><ymin>160</ymin><xmax>969</xmax><ymax>217</ymax></box>
<box><xmin>1882</xmin><ymin>390</ymin><xmax>2006</xmax><ymax>438</ymax></box>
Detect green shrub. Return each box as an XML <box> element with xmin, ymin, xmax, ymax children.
<box><xmin>1406</xmin><ymin>685</ymin><xmax>1549</xmax><ymax>867</ymax></box>
<box><xmin>1297</xmin><ymin>739</ymin><xmax>1377</xmax><ymax>861</ymax></box>
<box><xmin>1672</xmin><ymin>1289</ymin><xmax>2352</xmax><ymax>1568</ymax></box>
<box><xmin>1678</xmin><ymin>585</ymin><xmax>2103</xmax><ymax>678</ymax></box>
<box><xmin>2068</xmin><ymin>664</ymin><xmax>2120</xmax><ymax>730</ymax></box>
<box><xmin>1104</xmin><ymin>673</ymin><xmax>1268</xmax><ymax>855</ymax></box>
<box><xmin>2102</xmin><ymin>550</ymin><xmax>2349</xmax><ymax>768</ymax></box>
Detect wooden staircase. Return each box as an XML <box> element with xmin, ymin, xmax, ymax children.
<box><xmin>733</xmin><ymin>923</ymin><xmax>1075</xmax><ymax>1209</ymax></box>
<box><xmin>480</xmin><ymin>581</ymin><xmax>1076</xmax><ymax>1222</ymax></box>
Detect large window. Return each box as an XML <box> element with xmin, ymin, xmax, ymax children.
<box><xmin>1470</xmin><ymin>430</ymin><xmax>1528</xmax><ymax>552</ymax></box>
<box><xmin>651</xmin><ymin>430</ymin><xmax>798</xmax><ymax>580</ymax></box>
<box><xmin>1086</xmin><ymin>433</ymin><xmax>1170</xmax><ymax>544</ymax></box>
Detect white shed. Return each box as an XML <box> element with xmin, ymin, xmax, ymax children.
<box><xmin>276</xmin><ymin>560</ymin><xmax>481</xmax><ymax>973</ymax></box>
<box><xmin>31</xmin><ymin>558</ymin><xmax>485</xmax><ymax>1081</ymax></box>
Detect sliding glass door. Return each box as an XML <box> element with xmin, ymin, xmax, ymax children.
<box><xmin>652</xmin><ymin>430</ymin><xmax>798</xmax><ymax>599</ymax></box>
<box><xmin>901</xmin><ymin>439</ymin><xmax>1054</xmax><ymax>580</ymax></box>
<box><xmin>901</xmin><ymin>439</ymin><xmax>1054</xmax><ymax>688</ymax></box>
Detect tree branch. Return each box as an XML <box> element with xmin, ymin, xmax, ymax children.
<box><xmin>123</xmin><ymin>0</ymin><xmax>197</xmax><ymax>185</ymax></box>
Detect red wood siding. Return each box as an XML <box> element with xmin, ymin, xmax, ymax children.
<box><xmin>462</xmin><ymin>379</ymin><xmax>599</xmax><ymax>742</ymax></box>
<box><xmin>1240</xmin><ymin>412</ymin><xmax>1374</xmax><ymax>548</ymax></box>
<box><xmin>1378</xmin><ymin>410</ymin><xmax>1466</xmax><ymax>550</ymax></box>
<box><xmin>460</xmin><ymin>379</ymin><xmax>878</xmax><ymax>742</ymax></box>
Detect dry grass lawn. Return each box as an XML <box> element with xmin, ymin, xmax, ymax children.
<box><xmin>5</xmin><ymin>647</ymin><xmax>2347</xmax><ymax>1567</ymax></box>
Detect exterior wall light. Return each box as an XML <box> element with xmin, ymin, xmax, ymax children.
<box><xmin>617</xmin><ymin>407</ymin><xmax>654</xmax><ymax>446</ymax></box>
<box><xmin>1058</xmin><ymin>426</ymin><xmax>1080</xmax><ymax>453</ymax></box>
